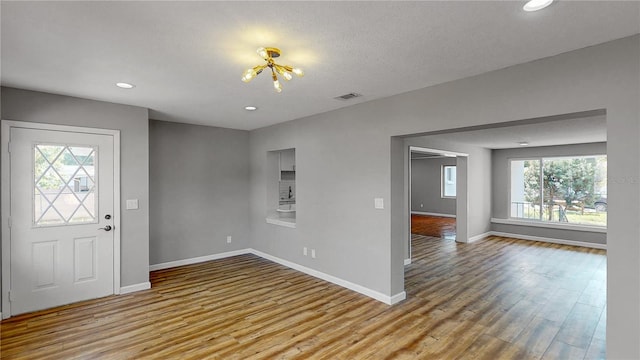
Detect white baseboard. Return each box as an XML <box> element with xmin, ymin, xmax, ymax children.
<box><xmin>404</xmin><ymin>258</ymin><xmax>412</xmax><ymax>265</ymax></box>
<box><xmin>250</xmin><ymin>249</ymin><xmax>405</xmax><ymax>305</ymax></box>
<box><xmin>489</xmin><ymin>231</ymin><xmax>606</xmax><ymax>250</ymax></box>
<box><xmin>149</xmin><ymin>249</ymin><xmax>251</xmax><ymax>271</ymax></box>
<box><xmin>411</xmin><ymin>211</ymin><xmax>456</xmax><ymax>218</ymax></box>
<box><xmin>456</xmin><ymin>230</ymin><xmax>605</xmax><ymax>249</ymax></box>
<box><xmin>120</xmin><ymin>282</ymin><xmax>151</xmax><ymax>295</ymax></box>
<box><xmin>390</xmin><ymin>291</ymin><xmax>407</xmax><ymax>305</ymax></box>
<box><xmin>468</xmin><ymin>231</ymin><xmax>492</xmax><ymax>243</ymax></box>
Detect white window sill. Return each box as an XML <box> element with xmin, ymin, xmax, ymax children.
<box><xmin>266</xmin><ymin>217</ymin><xmax>296</xmax><ymax>228</ymax></box>
<box><xmin>491</xmin><ymin>218</ymin><xmax>606</xmax><ymax>233</ymax></box>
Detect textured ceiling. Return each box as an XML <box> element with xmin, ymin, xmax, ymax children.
<box><xmin>1</xmin><ymin>1</ymin><xmax>638</xmax><ymax>130</ymax></box>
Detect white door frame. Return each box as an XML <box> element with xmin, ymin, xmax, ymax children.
<box><xmin>1</xmin><ymin>120</ymin><xmax>121</xmax><ymax>318</ymax></box>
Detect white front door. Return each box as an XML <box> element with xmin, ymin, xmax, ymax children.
<box><xmin>9</xmin><ymin>127</ymin><xmax>115</xmax><ymax>315</ymax></box>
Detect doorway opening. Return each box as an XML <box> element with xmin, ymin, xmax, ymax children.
<box><xmin>406</xmin><ymin>146</ymin><xmax>468</xmax><ymax>264</ymax></box>
<box><xmin>390</xmin><ymin>111</ymin><xmax>608</xmax><ymax>353</ymax></box>
<box><xmin>410</xmin><ymin>150</ymin><xmax>457</xmax><ymax>240</ymax></box>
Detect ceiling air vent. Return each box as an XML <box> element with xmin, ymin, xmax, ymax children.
<box><xmin>334</xmin><ymin>92</ymin><xmax>362</xmax><ymax>101</ymax></box>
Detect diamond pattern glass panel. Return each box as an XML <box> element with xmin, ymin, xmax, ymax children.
<box><xmin>37</xmin><ymin>206</ymin><xmax>64</xmax><ymax>226</ymax></box>
<box><xmin>33</xmin><ymin>144</ymin><xmax>97</xmax><ymax>226</ymax></box>
<box><xmin>69</xmin><ymin>206</ymin><xmax>93</xmax><ymax>224</ymax></box>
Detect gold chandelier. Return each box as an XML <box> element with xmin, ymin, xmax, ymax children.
<box><xmin>241</xmin><ymin>47</ymin><xmax>304</xmax><ymax>93</ymax></box>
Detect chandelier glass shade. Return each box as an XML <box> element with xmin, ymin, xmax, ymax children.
<box><xmin>241</xmin><ymin>47</ymin><xmax>304</xmax><ymax>93</ymax></box>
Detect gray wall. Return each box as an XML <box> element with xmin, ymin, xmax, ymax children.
<box><xmin>250</xmin><ymin>115</ymin><xmax>397</xmax><ymax>298</ymax></box>
<box><xmin>491</xmin><ymin>142</ymin><xmax>607</xmax><ymax>244</ymax></box>
<box><xmin>149</xmin><ymin>120</ymin><xmax>250</xmax><ymax>264</ymax></box>
<box><xmin>411</xmin><ymin>157</ymin><xmax>457</xmax><ymax>215</ymax></box>
<box><xmin>250</xmin><ymin>36</ymin><xmax>640</xmax><ymax>358</ymax></box>
<box><xmin>1</xmin><ymin>87</ymin><xmax>150</xmax><ymax>291</ymax></box>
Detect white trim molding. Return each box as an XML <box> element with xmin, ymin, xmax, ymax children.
<box><xmin>251</xmin><ymin>249</ymin><xmax>405</xmax><ymax>305</ymax></box>
<box><xmin>409</xmin><ymin>146</ymin><xmax>468</xmax><ymax>158</ymax></box>
<box><xmin>411</xmin><ymin>211</ymin><xmax>456</xmax><ymax>218</ymax></box>
<box><xmin>265</xmin><ymin>217</ymin><xmax>296</xmax><ymax>228</ymax></box>
<box><xmin>489</xmin><ymin>231</ymin><xmax>606</xmax><ymax>250</ymax></box>
<box><xmin>149</xmin><ymin>249</ymin><xmax>251</xmax><ymax>271</ymax></box>
<box><xmin>390</xmin><ymin>291</ymin><xmax>407</xmax><ymax>304</ymax></box>
<box><xmin>120</xmin><ymin>282</ymin><xmax>151</xmax><ymax>295</ymax></box>
<box><xmin>457</xmin><ymin>229</ymin><xmax>606</xmax><ymax>249</ymax></box>
<box><xmin>404</xmin><ymin>258</ymin><xmax>412</xmax><ymax>265</ymax></box>
<box><xmin>468</xmin><ymin>231</ymin><xmax>492</xmax><ymax>243</ymax></box>
<box><xmin>491</xmin><ymin>217</ymin><xmax>606</xmax><ymax>233</ymax></box>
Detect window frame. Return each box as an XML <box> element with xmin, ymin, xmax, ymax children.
<box><xmin>507</xmin><ymin>154</ymin><xmax>607</xmax><ymax>228</ymax></box>
<box><xmin>441</xmin><ymin>165</ymin><xmax>457</xmax><ymax>199</ymax></box>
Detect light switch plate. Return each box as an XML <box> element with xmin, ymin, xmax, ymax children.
<box><xmin>374</xmin><ymin>198</ymin><xmax>384</xmax><ymax>209</ymax></box>
<box><xmin>126</xmin><ymin>199</ymin><xmax>139</xmax><ymax>210</ymax></box>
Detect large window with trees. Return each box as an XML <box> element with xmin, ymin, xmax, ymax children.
<box><xmin>510</xmin><ymin>155</ymin><xmax>607</xmax><ymax>227</ymax></box>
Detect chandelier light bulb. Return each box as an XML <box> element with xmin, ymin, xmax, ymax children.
<box><xmin>292</xmin><ymin>68</ymin><xmax>304</xmax><ymax>77</ymax></box>
<box><xmin>241</xmin><ymin>68</ymin><xmax>257</xmax><ymax>83</ymax></box>
<box><xmin>276</xmin><ymin>66</ymin><xmax>293</xmax><ymax>81</ymax></box>
<box><xmin>271</xmin><ymin>71</ymin><xmax>282</xmax><ymax>93</ymax></box>
<box><xmin>257</xmin><ymin>47</ymin><xmax>268</xmax><ymax>59</ymax></box>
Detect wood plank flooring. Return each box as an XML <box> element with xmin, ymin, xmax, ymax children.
<box><xmin>1</xmin><ymin>235</ymin><xmax>606</xmax><ymax>359</ymax></box>
<box><xmin>411</xmin><ymin>214</ymin><xmax>456</xmax><ymax>239</ymax></box>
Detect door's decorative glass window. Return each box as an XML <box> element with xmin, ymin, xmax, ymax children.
<box><xmin>33</xmin><ymin>144</ymin><xmax>97</xmax><ymax>226</ymax></box>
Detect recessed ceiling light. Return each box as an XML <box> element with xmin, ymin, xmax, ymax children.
<box><xmin>244</xmin><ymin>106</ymin><xmax>258</xmax><ymax>111</ymax></box>
<box><xmin>519</xmin><ymin>141</ymin><xmax>530</xmax><ymax>146</ymax></box>
<box><xmin>116</xmin><ymin>82</ymin><xmax>135</xmax><ymax>89</ymax></box>
<box><xmin>523</xmin><ymin>0</ymin><xmax>554</xmax><ymax>12</ymax></box>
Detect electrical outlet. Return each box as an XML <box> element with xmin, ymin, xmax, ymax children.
<box><xmin>226</xmin><ymin>236</ymin><xmax>232</xmax><ymax>243</ymax></box>
<box><xmin>311</xmin><ymin>249</ymin><xmax>316</xmax><ymax>259</ymax></box>
<box><xmin>420</xmin><ymin>203</ymin><xmax>423</xmax><ymax>208</ymax></box>
<box><xmin>303</xmin><ymin>247</ymin><xmax>308</xmax><ymax>256</ymax></box>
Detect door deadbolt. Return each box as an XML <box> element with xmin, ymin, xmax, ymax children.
<box><xmin>105</xmin><ymin>214</ymin><xmax>111</xmax><ymax>220</ymax></box>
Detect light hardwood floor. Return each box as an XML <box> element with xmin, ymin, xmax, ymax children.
<box><xmin>1</xmin><ymin>235</ymin><xmax>606</xmax><ymax>359</ymax></box>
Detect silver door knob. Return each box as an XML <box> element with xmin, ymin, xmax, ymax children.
<box><xmin>98</xmin><ymin>225</ymin><xmax>112</xmax><ymax>231</ymax></box>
